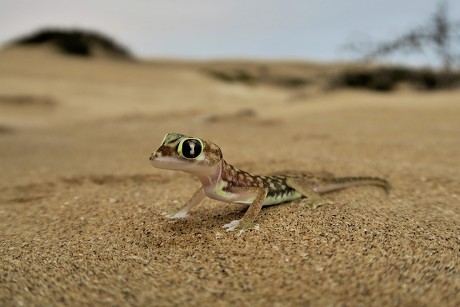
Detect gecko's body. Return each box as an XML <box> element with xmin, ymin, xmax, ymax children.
<box><xmin>150</xmin><ymin>133</ymin><xmax>390</xmax><ymax>232</ymax></box>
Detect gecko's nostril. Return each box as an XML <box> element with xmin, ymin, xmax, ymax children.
<box><xmin>150</xmin><ymin>152</ymin><xmax>161</xmax><ymax>160</ymax></box>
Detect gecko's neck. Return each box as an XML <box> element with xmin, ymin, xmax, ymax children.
<box><xmin>194</xmin><ymin>160</ymin><xmax>224</xmax><ymax>188</ymax></box>
<box><xmin>194</xmin><ymin>159</ymin><xmax>251</xmax><ymax>189</ymax></box>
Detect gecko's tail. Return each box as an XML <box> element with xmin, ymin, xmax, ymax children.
<box><xmin>316</xmin><ymin>176</ymin><xmax>391</xmax><ymax>195</ymax></box>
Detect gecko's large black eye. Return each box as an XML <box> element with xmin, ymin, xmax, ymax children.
<box><xmin>180</xmin><ymin>138</ymin><xmax>203</xmax><ymax>159</ymax></box>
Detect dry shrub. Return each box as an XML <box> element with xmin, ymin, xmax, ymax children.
<box><xmin>9</xmin><ymin>28</ymin><xmax>132</xmax><ymax>59</ymax></box>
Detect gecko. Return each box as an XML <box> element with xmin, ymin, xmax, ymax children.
<box><xmin>149</xmin><ymin>133</ymin><xmax>390</xmax><ymax>232</ymax></box>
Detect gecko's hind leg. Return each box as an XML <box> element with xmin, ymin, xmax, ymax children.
<box><xmin>285</xmin><ymin>178</ymin><xmax>334</xmax><ymax>209</ymax></box>
<box><xmin>163</xmin><ymin>187</ymin><xmax>205</xmax><ymax>219</ymax></box>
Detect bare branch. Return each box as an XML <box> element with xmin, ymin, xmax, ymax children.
<box><xmin>345</xmin><ymin>0</ymin><xmax>460</xmax><ymax>71</ymax></box>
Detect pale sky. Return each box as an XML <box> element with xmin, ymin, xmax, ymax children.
<box><xmin>0</xmin><ymin>0</ymin><xmax>459</xmax><ymax>66</ymax></box>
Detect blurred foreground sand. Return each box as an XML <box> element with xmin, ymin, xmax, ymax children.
<box><xmin>0</xmin><ymin>48</ymin><xmax>459</xmax><ymax>306</ymax></box>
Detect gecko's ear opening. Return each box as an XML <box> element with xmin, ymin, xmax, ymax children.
<box><xmin>207</xmin><ymin>141</ymin><xmax>223</xmax><ymax>162</ymax></box>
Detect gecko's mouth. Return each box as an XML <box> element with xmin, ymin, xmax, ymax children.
<box><xmin>150</xmin><ymin>152</ymin><xmax>169</xmax><ymax>167</ymax></box>
<box><xmin>150</xmin><ymin>152</ymin><xmax>188</xmax><ymax>171</ymax></box>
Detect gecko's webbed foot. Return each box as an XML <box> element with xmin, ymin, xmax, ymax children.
<box><xmin>299</xmin><ymin>197</ymin><xmax>334</xmax><ymax>209</ymax></box>
<box><xmin>162</xmin><ymin>210</ymin><xmax>189</xmax><ymax>219</ymax></box>
<box><xmin>223</xmin><ymin>219</ymin><xmax>241</xmax><ymax>231</ymax></box>
<box><xmin>223</xmin><ymin>219</ymin><xmax>259</xmax><ymax>233</ymax></box>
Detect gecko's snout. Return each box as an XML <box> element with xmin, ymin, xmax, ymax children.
<box><xmin>149</xmin><ymin>152</ymin><xmax>159</xmax><ymax>161</ymax></box>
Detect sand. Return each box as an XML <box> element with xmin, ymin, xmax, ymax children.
<box><xmin>0</xmin><ymin>48</ymin><xmax>459</xmax><ymax>306</ymax></box>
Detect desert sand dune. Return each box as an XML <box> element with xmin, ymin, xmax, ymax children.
<box><xmin>0</xmin><ymin>48</ymin><xmax>459</xmax><ymax>306</ymax></box>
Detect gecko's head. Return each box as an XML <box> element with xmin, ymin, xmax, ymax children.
<box><xmin>150</xmin><ymin>133</ymin><xmax>223</xmax><ymax>176</ymax></box>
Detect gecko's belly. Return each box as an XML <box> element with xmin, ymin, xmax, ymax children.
<box><xmin>233</xmin><ymin>191</ymin><xmax>302</xmax><ymax>206</ymax></box>
<box><xmin>204</xmin><ymin>185</ymin><xmax>302</xmax><ymax>207</ymax></box>
<box><xmin>262</xmin><ymin>191</ymin><xmax>302</xmax><ymax>206</ymax></box>
<box><xmin>204</xmin><ymin>187</ymin><xmax>255</xmax><ymax>205</ymax></box>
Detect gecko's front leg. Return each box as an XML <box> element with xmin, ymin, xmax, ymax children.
<box><xmin>223</xmin><ymin>186</ymin><xmax>268</xmax><ymax>232</ymax></box>
<box><xmin>164</xmin><ymin>187</ymin><xmax>205</xmax><ymax>219</ymax></box>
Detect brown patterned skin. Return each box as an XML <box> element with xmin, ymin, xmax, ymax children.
<box><xmin>150</xmin><ymin>133</ymin><xmax>390</xmax><ymax>232</ymax></box>
<box><xmin>221</xmin><ymin>160</ymin><xmax>296</xmax><ymax>200</ymax></box>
